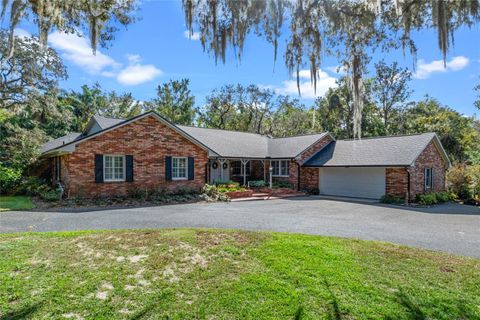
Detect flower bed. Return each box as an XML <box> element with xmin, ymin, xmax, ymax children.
<box><xmin>225</xmin><ymin>190</ymin><xmax>254</xmax><ymax>199</ymax></box>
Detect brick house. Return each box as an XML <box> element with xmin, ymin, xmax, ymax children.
<box><xmin>40</xmin><ymin>111</ymin><xmax>450</xmax><ymax>200</ymax></box>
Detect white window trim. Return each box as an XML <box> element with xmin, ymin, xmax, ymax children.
<box><xmin>172</xmin><ymin>156</ymin><xmax>188</xmax><ymax>181</ymax></box>
<box><xmin>271</xmin><ymin>160</ymin><xmax>290</xmax><ymax>177</ymax></box>
<box><xmin>231</xmin><ymin>161</ymin><xmax>251</xmax><ymax>176</ymax></box>
<box><xmin>103</xmin><ymin>155</ymin><xmax>126</xmax><ymax>182</ymax></box>
<box><xmin>424</xmin><ymin>167</ymin><xmax>433</xmax><ymax>190</ymax></box>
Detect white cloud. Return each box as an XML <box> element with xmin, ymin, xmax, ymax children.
<box><xmin>414</xmin><ymin>56</ymin><xmax>470</xmax><ymax>79</ymax></box>
<box><xmin>116</xmin><ymin>56</ymin><xmax>162</xmax><ymax>85</ymax></box>
<box><xmin>325</xmin><ymin>65</ymin><xmax>347</xmax><ymax>75</ymax></box>
<box><xmin>48</xmin><ymin>31</ymin><xmax>120</xmax><ymax>74</ymax></box>
<box><xmin>48</xmin><ymin>31</ymin><xmax>162</xmax><ymax>85</ymax></box>
<box><xmin>263</xmin><ymin>69</ymin><xmax>338</xmax><ymax>99</ymax></box>
<box><xmin>14</xmin><ymin>28</ymin><xmax>31</xmax><ymax>39</ymax></box>
<box><xmin>183</xmin><ymin>30</ymin><xmax>200</xmax><ymax>41</ymax></box>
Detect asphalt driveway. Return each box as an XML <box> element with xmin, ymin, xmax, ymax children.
<box><xmin>1</xmin><ymin>197</ymin><xmax>479</xmax><ymax>258</ymax></box>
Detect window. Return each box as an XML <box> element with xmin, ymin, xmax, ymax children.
<box><xmin>172</xmin><ymin>157</ymin><xmax>187</xmax><ymax>180</ymax></box>
<box><xmin>104</xmin><ymin>155</ymin><xmax>125</xmax><ymax>182</ymax></box>
<box><xmin>424</xmin><ymin>168</ymin><xmax>433</xmax><ymax>190</ymax></box>
<box><xmin>271</xmin><ymin>160</ymin><xmax>289</xmax><ymax>177</ymax></box>
<box><xmin>231</xmin><ymin>161</ymin><xmax>251</xmax><ymax>176</ymax></box>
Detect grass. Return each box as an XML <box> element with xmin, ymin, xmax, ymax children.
<box><xmin>0</xmin><ymin>229</ymin><xmax>479</xmax><ymax>319</ymax></box>
<box><xmin>0</xmin><ymin>196</ymin><xmax>34</xmax><ymax>212</ymax></box>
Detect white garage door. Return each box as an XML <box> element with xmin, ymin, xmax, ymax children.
<box><xmin>319</xmin><ymin>167</ymin><xmax>386</xmax><ymax>199</ymax></box>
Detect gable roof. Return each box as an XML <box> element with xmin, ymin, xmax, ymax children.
<box><xmin>41</xmin><ymin>112</ymin><xmax>217</xmax><ymax>156</ymax></box>
<box><xmin>177</xmin><ymin>125</ymin><xmax>329</xmax><ymax>158</ymax></box>
<box><xmin>41</xmin><ymin>111</ymin><xmax>331</xmax><ymax>159</ymax></box>
<box><xmin>84</xmin><ymin>114</ymin><xmax>125</xmax><ymax>135</ymax></box>
<box><xmin>41</xmin><ymin>132</ymin><xmax>83</xmax><ymax>154</ymax></box>
<box><xmin>303</xmin><ymin>133</ymin><xmax>450</xmax><ymax>167</ymax></box>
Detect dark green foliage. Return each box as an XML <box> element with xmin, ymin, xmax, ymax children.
<box><xmin>380</xmin><ymin>195</ymin><xmax>404</xmax><ymax>204</ymax></box>
<box><xmin>249</xmin><ymin>180</ymin><xmax>266</xmax><ymax>188</ymax></box>
<box><xmin>272</xmin><ymin>180</ymin><xmax>294</xmax><ymax>189</ymax></box>
<box><xmin>415</xmin><ymin>192</ymin><xmax>454</xmax><ymax>205</ymax></box>
<box><xmin>145</xmin><ymin>79</ymin><xmax>196</xmax><ymax>125</ymax></box>
<box><xmin>39</xmin><ymin>188</ymin><xmax>63</xmax><ymax>202</ymax></box>
<box><xmin>0</xmin><ymin>164</ymin><xmax>21</xmax><ymax>194</ymax></box>
<box><xmin>13</xmin><ymin>176</ymin><xmax>49</xmax><ymax>196</ymax></box>
<box><xmin>127</xmin><ymin>186</ymin><xmax>147</xmax><ymax>200</ymax></box>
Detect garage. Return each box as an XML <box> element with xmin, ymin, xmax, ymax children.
<box><xmin>319</xmin><ymin>167</ymin><xmax>386</xmax><ymax>199</ymax></box>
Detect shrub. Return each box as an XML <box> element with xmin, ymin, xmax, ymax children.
<box><xmin>249</xmin><ymin>180</ymin><xmax>266</xmax><ymax>188</ymax></box>
<box><xmin>416</xmin><ymin>193</ymin><xmax>438</xmax><ymax>205</ymax></box>
<box><xmin>40</xmin><ymin>188</ymin><xmax>63</xmax><ymax>202</ymax></box>
<box><xmin>435</xmin><ymin>191</ymin><xmax>454</xmax><ymax>203</ymax></box>
<box><xmin>14</xmin><ymin>176</ymin><xmax>49</xmax><ymax>196</ymax></box>
<box><xmin>272</xmin><ymin>180</ymin><xmax>293</xmax><ymax>189</ymax></box>
<box><xmin>0</xmin><ymin>165</ymin><xmax>22</xmax><ymax>194</ymax></box>
<box><xmin>380</xmin><ymin>194</ymin><xmax>404</xmax><ymax>204</ymax></box>
<box><xmin>149</xmin><ymin>187</ymin><xmax>167</xmax><ymax>201</ymax></box>
<box><xmin>127</xmin><ymin>186</ymin><xmax>146</xmax><ymax>199</ymax></box>
<box><xmin>173</xmin><ymin>187</ymin><xmax>199</xmax><ymax>196</ymax></box>
<box><xmin>447</xmin><ymin>164</ymin><xmax>480</xmax><ymax>202</ymax></box>
<box><xmin>200</xmin><ymin>184</ymin><xmax>230</xmax><ymax>202</ymax></box>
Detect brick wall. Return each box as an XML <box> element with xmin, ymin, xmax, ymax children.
<box><xmin>385</xmin><ymin>141</ymin><xmax>447</xmax><ymax>201</ymax></box>
<box><xmin>385</xmin><ymin>168</ymin><xmax>408</xmax><ymax>198</ymax></box>
<box><xmin>297</xmin><ymin>135</ymin><xmax>333</xmax><ymax>191</ymax></box>
<box><xmin>61</xmin><ymin>115</ymin><xmax>209</xmax><ymax>198</ymax></box>
<box><xmin>407</xmin><ymin>141</ymin><xmax>447</xmax><ymax>199</ymax></box>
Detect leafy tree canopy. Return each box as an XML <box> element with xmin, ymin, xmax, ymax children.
<box><xmin>0</xmin><ymin>30</ymin><xmax>66</xmax><ymax>109</ymax></box>
<box><xmin>183</xmin><ymin>0</ymin><xmax>480</xmax><ymax>138</ymax></box>
<box><xmin>1</xmin><ymin>0</ymin><xmax>137</xmax><ymax>56</ymax></box>
<box><xmin>145</xmin><ymin>79</ymin><xmax>196</xmax><ymax>126</ymax></box>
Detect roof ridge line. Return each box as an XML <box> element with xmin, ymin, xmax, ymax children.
<box><xmin>339</xmin><ymin>132</ymin><xmax>434</xmax><ymax>141</ymax></box>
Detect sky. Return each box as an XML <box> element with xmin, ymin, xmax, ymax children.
<box><xmin>13</xmin><ymin>1</ymin><xmax>480</xmax><ymax>116</ymax></box>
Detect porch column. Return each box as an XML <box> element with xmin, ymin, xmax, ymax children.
<box><xmin>269</xmin><ymin>160</ymin><xmax>273</xmax><ymax>188</ymax></box>
<box><xmin>218</xmin><ymin>158</ymin><xmax>226</xmax><ymax>181</ymax></box>
<box><xmin>241</xmin><ymin>159</ymin><xmax>249</xmax><ymax>186</ymax></box>
<box><xmin>263</xmin><ymin>160</ymin><xmax>267</xmax><ymax>182</ymax></box>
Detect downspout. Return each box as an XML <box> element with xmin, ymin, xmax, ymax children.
<box><xmin>406</xmin><ymin>168</ymin><xmax>411</xmax><ymax>204</ymax></box>
<box><xmin>297</xmin><ymin>161</ymin><xmax>301</xmax><ymax>191</ymax></box>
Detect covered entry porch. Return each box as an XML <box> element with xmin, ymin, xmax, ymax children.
<box><xmin>207</xmin><ymin>158</ymin><xmax>296</xmax><ymax>188</ymax></box>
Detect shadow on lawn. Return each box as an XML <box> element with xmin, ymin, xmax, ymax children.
<box><xmin>0</xmin><ymin>303</ymin><xmax>42</xmax><ymax>320</ymax></box>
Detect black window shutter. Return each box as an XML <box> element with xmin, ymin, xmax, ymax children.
<box><xmin>126</xmin><ymin>155</ymin><xmax>134</xmax><ymax>182</ymax></box>
<box><xmin>95</xmin><ymin>154</ymin><xmax>104</xmax><ymax>183</ymax></box>
<box><xmin>165</xmin><ymin>156</ymin><xmax>172</xmax><ymax>181</ymax></box>
<box><xmin>188</xmin><ymin>157</ymin><xmax>194</xmax><ymax>180</ymax></box>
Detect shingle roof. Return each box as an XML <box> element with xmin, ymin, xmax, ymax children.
<box><xmin>303</xmin><ymin>133</ymin><xmax>439</xmax><ymax>167</ymax></box>
<box><xmin>177</xmin><ymin>126</ymin><xmax>270</xmax><ymax>158</ymax></box>
<box><xmin>41</xmin><ymin>132</ymin><xmax>83</xmax><ymax>153</ymax></box>
<box><xmin>94</xmin><ymin>114</ymin><xmax>124</xmax><ymax>129</ymax></box>
<box><xmin>268</xmin><ymin>133</ymin><xmax>328</xmax><ymax>158</ymax></box>
<box><xmin>41</xmin><ymin>113</ymin><xmax>446</xmax><ymax>167</ymax></box>
<box><xmin>177</xmin><ymin>126</ymin><xmax>328</xmax><ymax>158</ymax></box>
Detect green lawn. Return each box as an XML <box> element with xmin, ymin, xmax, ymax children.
<box><xmin>0</xmin><ymin>230</ymin><xmax>478</xmax><ymax>319</ymax></box>
<box><xmin>0</xmin><ymin>196</ymin><xmax>34</xmax><ymax>212</ymax></box>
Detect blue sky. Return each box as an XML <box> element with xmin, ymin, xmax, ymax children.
<box><xmin>14</xmin><ymin>1</ymin><xmax>480</xmax><ymax>116</ymax></box>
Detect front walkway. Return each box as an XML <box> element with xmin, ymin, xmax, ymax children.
<box><xmin>1</xmin><ymin>197</ymin><xmax>478</xmax><ymax>258</ymax></box>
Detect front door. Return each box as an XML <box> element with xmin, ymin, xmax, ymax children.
<box><xmin>210</xmin><ymin>160</ymin><xmax>230</xmax><ymax>183</ymax></box>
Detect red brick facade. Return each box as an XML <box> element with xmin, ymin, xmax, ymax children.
<box><xmin>255</xmin><ymin>134</ymin><xmax>333</xmax><ymax>190</ymax></box>
<box><xmin>385</xmin><ymin>168</ymin><xmax>409</xmax><ymax>198</ymax></box>
<box><xmin>385</xmin><ymin>141</ymin><xmax>448</xmax><ymax>201</ymax></box>
<box><xmin>46</xmin><ymin>114</ymin><xmax>446</xmax><ymax>202</ymax></box>
<box><xmin>407</xmin><ymin>141</ymin><xmax>447</xmax><ymax>198</ymax></box>
<box><xmin>59</xmin><ymin>115</ymin><xmax>209</xmax><ymax>198</ymax></box>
